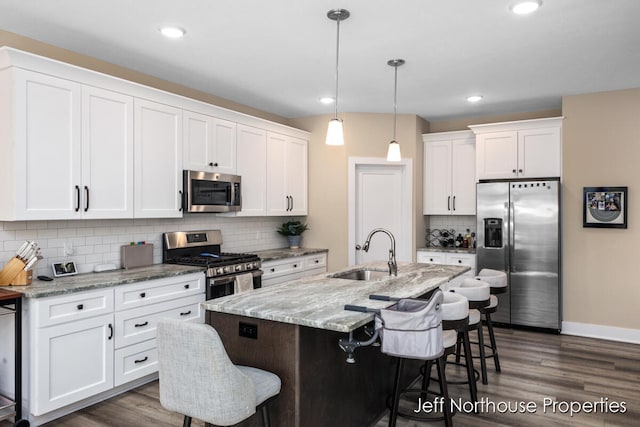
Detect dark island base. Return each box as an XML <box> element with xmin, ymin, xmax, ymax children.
<box><xmin>207</xmin><ymin>311</ymin><xmax>422</xmax><ymax>427</ymax></box>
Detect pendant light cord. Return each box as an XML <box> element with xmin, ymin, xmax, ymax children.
<box><xmin>334</xmin><ymin>17</ymin><xmax>341</xmax><ymax>119</ymax></box>
<box><xmin>393</xmin><ymin>64</ymin><xmax>398</xmax><ymax>140</ymax></box>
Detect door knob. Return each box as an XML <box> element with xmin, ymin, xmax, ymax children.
<box><xmin>355</xmin><ymin>245</ymin><xmax>362</xmax><ymax>250</ymax></box>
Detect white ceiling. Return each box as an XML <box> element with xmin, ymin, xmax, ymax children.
<box><xmin>1</xmin><ymin>0</ymin><xmax>639</xmax><ymax>122</ymax></box>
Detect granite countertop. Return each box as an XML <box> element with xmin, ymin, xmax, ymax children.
<box><xmin>417</xmin><ymin>247</ymin><xmax>476</xmax><ymax>254</ymax></box>
<box><xmin>203</xmin><ymin>261</ymin><xmax>468</xmax><ymax>333</ymax></box>
<box><xmin>253</xmin><ymin>248</ymin><xmax>328</xmax><ymax>262</ymax></box>
<box><xmin>0</xmin><ymin>264</ymin><xmax>205</xmax><ymax>298</ymax></box>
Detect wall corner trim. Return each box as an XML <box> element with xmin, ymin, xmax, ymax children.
<box><xmin>561</xmin><ymin>321</ymin><xmax>640</xmax><ymax>345</ymax></box>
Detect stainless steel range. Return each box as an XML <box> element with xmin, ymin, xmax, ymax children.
<box><xmin>162</xmin><ymin>230</ymin><xmax>262</xmax><ymax>299</ymax></box>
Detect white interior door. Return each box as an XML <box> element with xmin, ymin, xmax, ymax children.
<box><xmin>348</xmin><ymin>158</ymin><xmax>413</xmax><ymax>266</ymax></box>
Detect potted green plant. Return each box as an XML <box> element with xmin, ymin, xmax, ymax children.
<box><xmin>277</xmin><ymin>221</ymin><xmax>309</xmax><ymax>249</ymax></box>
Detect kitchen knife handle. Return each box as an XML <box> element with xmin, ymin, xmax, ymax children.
<box><xmin>84</xmin><ymin>186</ymin><xmax>89</xmax><ymax>212</ymax></box>
<box><xmin>75</xmin><ymin>185</ymin><xmax>80</xmax><ymax>212</ymax></box>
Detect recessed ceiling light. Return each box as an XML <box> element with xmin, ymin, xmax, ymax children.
<box><xmin>320</xmin><ymin>97</ymin><xmax>335</xmax><ymax>104</ymax></box>
<box><xmin>466</xmin><ymin>95</ymin><xmax>483</xmax><ymax>103</ymax></box>
<box><xmin>160</xmin><ymin>27</ymin><xmax>186</xmax><ymax>39</ymax></box>
<box><xmin>511</xmin><ymin>1</ymin><xmax>542</xmax><ymax>15</ymax></box>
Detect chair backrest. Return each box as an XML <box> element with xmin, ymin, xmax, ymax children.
<box><xmin>156</xmin><ymin>318</ymin><xmax>256</xmax><ymax>425</ymax></box>
<box><xmin>450</xmin><ymin>278</ymin><xmax>491</xmax><ymax>302</ymax></box>
<box><xmin>441</xmin><ymin>291</ymin><xmax>469</xmax><ymax>321</ymax></box>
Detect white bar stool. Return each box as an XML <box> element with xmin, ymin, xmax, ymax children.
<box><xmin>476</xmin><ymin>268</ymin><xmax>508</xmax><ymax>373</ymax></box>
<box><xmin>449</xmin><ymin>278</ymin><xmax>491</xmax><ymax>385</ymax></box>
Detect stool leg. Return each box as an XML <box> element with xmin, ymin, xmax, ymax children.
<box><xmin>477</xmin><ymin>323</ymin><xmax>488</xmax><ymax>385</ymax></box>
<box><xmin>455</xmin><ymin>331</ymin><xmax>463</xmax><ymax>363</ymax></box>
<box><xmin>485</xmin><ymin>312</ymin><xmax>501</xmax><ymax>372</ymax></box>
<box><xmin>183</xmin><ymin>415</ymin><xmax>192</xmax><ymax>427</ymax></box>
<box><xmin>389</xmin><ymin>358</ymin><xmax>404</xmax><ymax>427</ymax></box>
<box><xmin>261</xmin><ymin>404</ymin><xmax>271</xmax><ymax>427</ymax></box>
<box><xmin>436</xmin><ymin>356</ymin><xmax>453</xmax><ymax>427</ymax></box>
<box><xmin>462</xmin><ymin>329</ymin><xmax>478</xmax><ymax>404</ymax></box>
<box><xmin>420</xmin><ymin>359</ymin><xmax>433</xmax><ymax>401</ymax></box>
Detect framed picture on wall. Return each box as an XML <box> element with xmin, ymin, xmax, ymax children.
<box><xmin>583</xmin><ymin>186</ymin><xmax>628</xmax><ymax>228</ymax></box>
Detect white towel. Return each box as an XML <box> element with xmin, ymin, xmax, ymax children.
<box><xmin>234</xmin><ymin>272</ymin><xmax>254</xmax><ymax>294</ymax></box>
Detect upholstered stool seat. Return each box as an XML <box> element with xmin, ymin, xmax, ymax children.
<box><xmin>449</xmin><ymin>278</ymin><xmax>491</xmax><ymax>385</ymax></box>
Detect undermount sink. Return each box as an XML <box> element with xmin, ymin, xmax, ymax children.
<box><xmin>332</xmin><ymin>268</ymin><xmax>390</xmax><ymax>281</ymax></box>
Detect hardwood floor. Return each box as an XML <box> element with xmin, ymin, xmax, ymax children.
<box><xmin>4</xmin><ymin>327</ymin><xmax>639</xmax><ymax>426</ymax></box>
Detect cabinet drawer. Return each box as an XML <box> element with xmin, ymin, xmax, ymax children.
<box><xmin>447</xmin><ymin>254</ymin><xmax>476</xmax><ymax>276</ymax></box>
<box><xmin>114</xmin><ymin>339</ymin><xmax>158</xmax><ymax>387</ymax></box>
<box><xmin>262</xmin><ymin>259</ymin><xmax>304</xmax><ymax>279</ymax></box>
<box><xmin>33</xmin><ymin>288</ymin><xmax>114</xmax><ymax>327</ymax></box>
<box><xmin>114</xmin><ymin>273</ymin><xmax>204</xmax><ymax>311</ymax></box>
<box><xmin>416</xmin><ymin>252</ymin><xmax>445</xmax><ymax>264</ymax></box>
<box><xmin>114</xmin><ymin>293</ymin><xmax>205</xmax><ymax>348</ymax></box>
<box><xmin>304</xmin><ymin>253</ymin><xmax>327</xmax><ymax>270</ymax></box>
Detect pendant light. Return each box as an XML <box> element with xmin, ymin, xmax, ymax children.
<box><xmin>386</xmin><ymin>59</ymin><xmax>405</xmax><ymax>162</ymax></box>
<box><xmin>326</xmin><ymin>8</ymin><xmax>350</xmax><ymax>146</ymax></box>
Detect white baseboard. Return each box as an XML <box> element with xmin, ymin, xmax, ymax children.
<box><xmin>561</xmin><ymin>321</ymin><xmax>640</xmax><ymax>344</ymax></box>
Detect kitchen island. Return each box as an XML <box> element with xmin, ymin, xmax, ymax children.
<box><xmin>204</xmin><ymin>261</ymin><xmax>468</xmax><ymax>427</ymax></box>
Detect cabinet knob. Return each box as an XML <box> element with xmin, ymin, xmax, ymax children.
<box><xmin>77</xmin><ymin>304</ymin><xmax>84</xmax><ymax>310</ymax></box>
<box><xmin>315</xmin><ymin>260</ymin><xmax>319</xmax><ymax>264</ymax></box>
<box><xmin>209</xmin><ymin>162</ymin><xmax>219</xmax><ymax>167</ymax></box>
<box><xmin>184</xmin><ymin>284</ymin><xmax>190</xmax><ymax>289</ymax></box>
<box><xmin>458</xmin><ymin>260</ymin><xmax>462</xmax><ymax>263</ymax></box>
<box><xmin>512</xmin><ymin>169</ymin><xmax>517</xmax><ymax>173</ymax></box>
<box><xmin>140</xmin><ymin>292</ymin><xmax>146</xmax><ymax>298</ymax></box>
<box><xmin>293</xmin><ymin>264</ymin><xmax>298</xmax><ymax>268</ymax></box>
<box><xmin>270</xmin><ymin>268</ymin><xmax>275</xmax><ymax>272</ymax></box>
<box><xmin>430</xmin><ymin>258</ymin><xmax>434</xmax><ymax>262</ymax></box>
<box><xmin>518</xmin><ymin>169</ymin><xmax>523</xmax><ymax>173</ymax></box>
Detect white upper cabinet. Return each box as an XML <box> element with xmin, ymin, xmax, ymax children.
<box><xmin>266</xmin><ymin>132</ymin><xmax>308</xmax><ymax>216</ymax></box>
<box><xmin>82</xmin><ymin>86</ymin><xmax>134</xmax><ymax>218</ymax></box>
<box><xmin>183</xmin><ymin>110</ymin><xmax>236</xmax><ymax>174</ymax></box>
<box><xmin>134</xmin><ymin>99</ymin><xmax>183</xmax><ymax>218</ymax></box>
<box><xmin>423</xmin><ymin>131</ymin><xmax>476</xmax><ymax>215</ymax></box>
<box><xmin>471</xmin><ymin>117</ymin><xmax>563</xmax><ymax>180</ymax></box>
<box><xmin>236</xmin><ymin>124</ymin><xmax>267</xmax><ymax>216</ymax></box>
<box><xmin>0</xmin><ymin>69</ymin><xmax>134</xmax><ymax>220</ymax></box>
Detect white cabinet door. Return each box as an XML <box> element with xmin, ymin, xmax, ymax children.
<box><xmin>424</xmin><ymin>140</ymin><xmax>452</xmax><ymax>215</ymax></box>
<box><xmin>450</xmin><ymin>138</ymin><xmax>476</xmax><ymax>215</ymax></box>
<box><xmin>134</xmin><ymin>99</ymin><xmax>183</xmax><ymax>218</ymax></box>
<box><xmin>13</xmin><ymin>69</ymin><xmax>82</xmax><ymax>220</ymax></box>
<box><xmin>285</xmin><ymin>136</ymin><xmax>308</xmax><ymax>215</ymax></box>
<box><xmin>423</xmin><ymin>132</ymin><xmax>475</xmax><ymax>215</ymax></box>
<box><xmin>31</xmin><ymin>313</ymin><xmax>114</xmax><ymax>415</ymax></box>
<box><xmin>81</xmin><ymin>86</ymin><xmax>134</xmax><ymax>218</ymax></box>
<box><xmin>266</xmin><ymin>132</ymin><xmax>308</xmax><ymax>216</ymax></box>
<box><xmin>518</xmin><ymin>127</ymin><xmax>561</xmax><ymax>178</ymax></box>
<box><xmin>236</xmin><ymin>125</ymin><xmax>267</xmax><ymax>216</ymax></box>
<box><xmin>183</xmin><ymin>110</ymin><xmax>236</xmax><ymax>174</ymax></box>
<box><xmin>475</xmin><ymin>131</ymin><xmax>518</xmax><ymax>180</ymax></box>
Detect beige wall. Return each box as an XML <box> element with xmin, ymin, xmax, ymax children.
<box><xmin>0</xmin><ymin>30</ymin><xmax>290</xmax><ymax>125</ymax></box>
<box><xmin>291</xmin><ymin>113</ymin><xmax>427</xmax><ymax>272</ymax></box>
<box><xmin>562</xmin><ymin>88</ymin><xmax>640</xmax><ymax>329</ymax></box>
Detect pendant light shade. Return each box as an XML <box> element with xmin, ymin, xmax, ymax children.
<box><xmin>386</xmin><ymin>59</ymin><xmax>405</xmax><ymax>162</ymax></box>
<box><xmin>326</xmin><ymin>118</ymin><xmax>344</xmax><ymax>146</ymax></box>
<box><xmin>326</xmin><ymin>9</ymin><xmax>350</xmax><ymax>146</ymax></box>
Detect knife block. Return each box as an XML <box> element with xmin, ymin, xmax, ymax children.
<box><xmin>0</xmin><ymin>257</ymin><xmax>31</xmax><ymax>286</ymax></box>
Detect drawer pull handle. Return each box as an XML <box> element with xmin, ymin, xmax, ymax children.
<box><xmin>140</xmin><ymin>292</ymin><xmax>146</xmax><ymax>298</ymax></box>
<box><xmin>180</xmin><ymin>310</ymin><xmax>192</xmax><ymax>316</ymax></box>
<box><xmin>134</xmin><ymin>356</ymin><xmax>149</xmax><ymax>364</ymax></box>
<box><xmin>108</xmin><ymin>324</ymin><xmax>113</xmax><ymax>340</ymax></box>
<box><xmin>315</xmin><ymin>260</ymin><xmax>319</xmax><ymax>263</ymax></box>
<box><xmin>293</xmin><ymin>264</ymin><xmax>298</xmax><ymax>268</ymax></box>
<box><xmin>430</xmin><ymin>258</ymin><xmax>434</xmax><ymax>262</ymax></box>
<box><xmin>134</xmin><ymin>321</ymin><xmax>149</xmax><ymax>328</ymax></box>
<box><xmin>184</xmin><ymin>284</ymin><xmax>190</xmax><ymax>289</ymax></box>
<box><xmin>77</xmin><ymin>304</ymin><xmax>84</xmax><ymax>310</ymax></box>
<box><xmin>458</xmin><ymin>260</ymin><xmax>462</xmax><ymax>263</ymax></box>
<box><xmin>270</xmin><ymin>268</ymin><xmax>275</xmax><ymax>272</ymax></box>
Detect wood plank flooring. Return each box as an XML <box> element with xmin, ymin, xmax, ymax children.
<box><xmin>3</xmin><ymin>327</ymin><xmax>639</xmax><ymax>426</ymax></box>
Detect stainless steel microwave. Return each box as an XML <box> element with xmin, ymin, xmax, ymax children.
<box><xmin>183</xmin><ymin>170</ymin><xmax>241</xmax><ymax>213</ymax></box>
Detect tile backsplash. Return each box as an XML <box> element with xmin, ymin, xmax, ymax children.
<box><xmin>424</xmin><ymin>215</ymin><xmax>476</xmax><ymax>247</ymax></box>
<box><xmin>0</xmin><ymin>215</ymin><xmax>294</xmax><ymax>277</ymax></box>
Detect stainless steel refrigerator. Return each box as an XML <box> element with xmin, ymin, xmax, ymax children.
<box><xmin>476</xmin><ymin>178</ymin><xmax>561</xmax><ymax>331</ymax></box>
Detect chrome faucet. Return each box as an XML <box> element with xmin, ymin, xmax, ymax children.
<box><xmin>362</xmin><ymin>228</ymin><xmax>397</xmax><ymax>276</ymax></box>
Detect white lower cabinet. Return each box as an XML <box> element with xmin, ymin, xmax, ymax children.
<box><xmin>26</xmin><ymin>272</ymin><xmax>204</xmax><ymax>421</ymax></box>
<box><xmin>262</xmin><ymin>253</ymin><xmax>327</xmax><ymax>287</ymax></box>
<box><xmin>417</xmin><ymin>251</ymin><xmax>476</xmax><ymax>288</ymax></box>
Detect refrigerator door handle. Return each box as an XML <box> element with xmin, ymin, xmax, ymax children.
<box><xmin>509</xmin><ymin>201</ymin><xmax>515</xmax><ymax>273</ymax></box>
